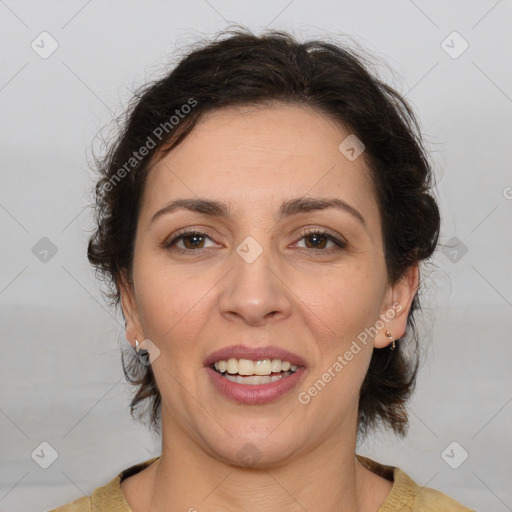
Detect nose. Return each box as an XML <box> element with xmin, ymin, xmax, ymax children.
<box><xmin>218</xmin><ymin>243</ymin><xmax>292</xmax><ymax>327</ymax></box>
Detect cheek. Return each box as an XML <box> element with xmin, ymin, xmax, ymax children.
<box><xmin>293</xmin><ymin>268</ymin><xmax>380</xmax><ymax>417</ymax></box>
<box><xmin>292</xmin><ymin>262</ymin><xmax>383</xmax><ymax>404</ymax></box>
<box><xmin>132</xmin><ymin>254</ymin><xmax>216</xmax><ymax>362</ymax></box>
<box><xmin>295</xmin><ymin>262</ymin><xmax>383</xmax><ymax>342</ymax></box>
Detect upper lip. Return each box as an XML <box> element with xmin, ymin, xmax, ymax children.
<box><xmin>204</xmin><ymin>344</ymin><xmax>307</xmax><ymax>368</ymax></box>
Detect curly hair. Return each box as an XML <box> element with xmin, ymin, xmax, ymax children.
<box><xmin>87</xmin><ymin>27</ymin><xmax>440</xmax><ymax>438</ymax></box>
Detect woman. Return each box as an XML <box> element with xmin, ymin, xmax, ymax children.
<box><xmin>51</xmin><ymin>28</ymin><xmax>475</xmax><ymax>512</ymax></box>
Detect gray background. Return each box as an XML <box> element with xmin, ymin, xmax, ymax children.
<box><xmin>1</xmin><ymin>1</ymin><xmax>511</xmax><ymax>511</ymax></box>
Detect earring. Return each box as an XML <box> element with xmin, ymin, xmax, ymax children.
<box><xmin>134</xmin><ymin>337</ymin><xmax>150</xmax><ymax>362</ymax></box>
<box><xmin>385</xmin><ymin>330</ymin><xmax>396</xmax><ymax>351</ymax></box>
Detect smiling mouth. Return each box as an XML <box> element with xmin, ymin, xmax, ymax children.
<box><xmin>210</xmin><ymin>357</ymin><xmax>299</xmax><ymax>385</ymax></box>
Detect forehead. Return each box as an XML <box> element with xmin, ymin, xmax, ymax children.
<box><xmin>140</xmin><ymin>103</ymin><xmax>379</xmax><ymax>227</ymax></box>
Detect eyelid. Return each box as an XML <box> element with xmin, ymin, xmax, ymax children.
<box><xmin>297</xmin><ymin>226</ymin><xmax>346</xmax><ymax>242</ymax></box>
<box><xmin>163</xmin><ymin>226</ymin><xmax>221</xmax><ymax>248</ymax></box>
<box><xmin>294</xmin><ymin>227</ymin><xmax>347</xmax><ymax>250</ymax></box>
<box><xmin>163</xmin><ymin>226</ymin><xmax>347</xmax><ymax>253</ymax></box>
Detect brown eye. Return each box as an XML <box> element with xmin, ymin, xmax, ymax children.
<box><xmin>166</xmin><ymin>231</ymin><xmax>216</xmax><ymax>251</ymax></box>
<box><xmin>304</xmin><ymin>233</ymin><xmax>329</xmax><ymax>249</ymax></box>
<box><xmin>180</xmin><ymin>233</ymin><xmax>206</xmax><ymax>250</ymax></box>
<box><xmin>295</xmin><ymin>230</ymin><xmax>347</xmax><ymax>252</ymax></box>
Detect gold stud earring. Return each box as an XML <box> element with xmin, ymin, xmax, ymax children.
<box><xmin>385</xmin><ymin>330</ymin><xmax>396</xmax><ymax>351</ymax></box>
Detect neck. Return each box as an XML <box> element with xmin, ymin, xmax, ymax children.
<box><xmin>145</xmin><ymin>409</ymin><xmax>380</xmax><ymax>512</ymax></box>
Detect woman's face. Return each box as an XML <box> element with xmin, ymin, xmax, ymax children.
<box><xmin>120</xmin><ymin>103</ymin><xmax>416</xmax><ymax>466</ymax></box>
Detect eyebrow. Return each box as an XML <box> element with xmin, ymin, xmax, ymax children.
<box><xmin>150</xmin><ymin>197</ymin><xmax>366</xmax><ymax>227</ymax></box>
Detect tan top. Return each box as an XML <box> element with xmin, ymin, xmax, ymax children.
<box><xmin>49</xmin><ymin>454</ymin><xmax>475</xmax><ymax>511</ymax></box>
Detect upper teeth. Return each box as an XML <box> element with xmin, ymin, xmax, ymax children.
<box><xmin>214</xmin><ymin>358</ymin><xmax>298</xmax><ymax>375</ymax></box>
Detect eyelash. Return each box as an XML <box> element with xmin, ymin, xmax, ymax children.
<box><xmin>164</xmin><ymin>228</ymin><xmax>347</xmax><ymax>255</ymax></box>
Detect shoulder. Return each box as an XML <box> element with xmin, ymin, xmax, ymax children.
<box><xmin>47</xmin><ymin>476</ymin><xmax>122</xmax><ymax>512</ymax></box>
<box><xmin>47</xmin><ymin>456</ymin><xmax>160</xmax><ymax>512</ymax></box>
<box><xmin>392</xmin><ymin>468</ymin><xmax>475</xmax><ymax>511</ymax></box>
<box><xmin>356</xmin><ymin>454</ymin><xmax>476</xmax><ymax>512</ymax></box>
<box><xmin>48</xmin><ymin>495</ymin><xmax>91</xmax><ymax>512</ymax></box>
<box><xmin>412</xmin><ymin>484</ymin><xmax>476</xmax><ymax>511</ymax></box>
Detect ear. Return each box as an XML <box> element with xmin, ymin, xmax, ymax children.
<box><xmin>117</xmin><ymin>270</ymin><xmax>144</xmax><ymax>350</ymax></box>
<box><xmin>373</xmin><ymin>264</ymin><xmax>419</xmax><ymax>349</ymax></box>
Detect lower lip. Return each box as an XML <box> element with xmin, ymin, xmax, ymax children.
<box><xmin>205</xmin><ymin>366</ymin><xmax>306</xmax><ymax>405</ymax></box>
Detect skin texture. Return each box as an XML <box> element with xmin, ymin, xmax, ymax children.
<box><xmin>118</xmin><ymin>103</ymin><xmax>419</xmax><ymax>512</ymax></box>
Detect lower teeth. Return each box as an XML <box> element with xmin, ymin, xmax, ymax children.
<box><xmin>221</xmin><ymin>371</ymin><xmax>293</xmax><ymax>385</ymax></box>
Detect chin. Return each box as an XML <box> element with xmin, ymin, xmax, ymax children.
<box><xmin>209</xmin><ymin>435</ymin><xmax>300</xmax><ymax>469</ymax></box>
<box><xmin>189</xmin><ymin>414</ymin><xmax>301</xmax><ymax>468</ymax></box>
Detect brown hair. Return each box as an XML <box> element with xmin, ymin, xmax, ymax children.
<box><xmin>87</xmin><ymin>27</ymin><xmax>440</xmax><ymax>438</ymax></box>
